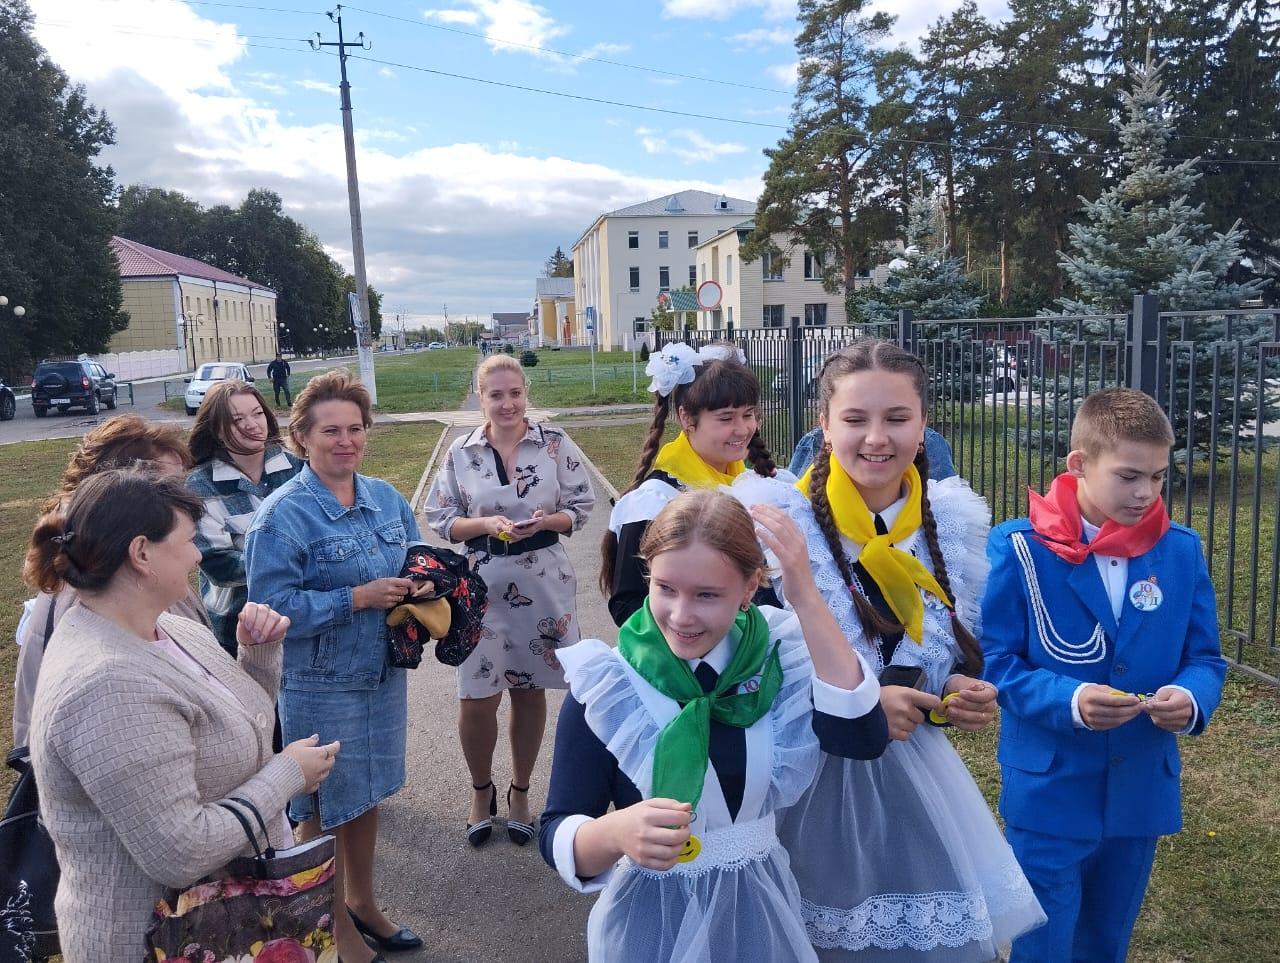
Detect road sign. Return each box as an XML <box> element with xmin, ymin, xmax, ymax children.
<box><xmin>696</xmin><ymin>280</ymin><xmax>723</xmax><ymax>311</ymax></box>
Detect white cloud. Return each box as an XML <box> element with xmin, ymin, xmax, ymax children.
<box><xmin>662</xmin><ymin>0</ymin><xmax>796</xmax><ymax>21</ymax></box>
<box><xmin>294</xmin><ymin>79</ymin><xmax>335</xmax><ymax>94</ymax></box>
<box><xmin>378</xmin><ymin>66</ymin><xmax>397</xmax><ymax>79</ymax></box>
<box><xmin>728</xmin><ymin>26</ymin><xmax>795</xmax><ymax>50</ymax></box>
<box><xmin>636</xmin><ymin>127</ymin><xmax>749</xmax><ymax>164</ymax></box>
<box><xmin>422</xmin><ymin>0</ymin><xmax>568</xmax><ymax>55</ymax></box>
<box><xmin>26</xmin><ymin>1</ymin><xmax>763</xmax><ymax>314</ymax></box>
<box><xmin>766</xmin><ymin>61</ymin><xmax>798</xmax><ymax>87</ymax></box>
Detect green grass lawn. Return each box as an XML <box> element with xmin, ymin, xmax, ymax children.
<box><xmin>0</xmin><ymin>423</ymin><xmax>441</xmax><ymax>797</ymax></box>
<box><xmin>575</xmin><ymin>420</ymin><xmax>1280</xmax><ymax>963</ymax></box>
<box><xmin>159</xmin><ymin>347</ymin><xmax>654</xmax><ymax>414</ymax></box>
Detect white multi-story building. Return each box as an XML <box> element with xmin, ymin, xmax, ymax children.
<box><xmin>572</xmin><ymin>190</ymin><xmax>756</xmax><ymax>350</ymax></box>
<box><xmin>693</xmin><ymin>221</ymin><xmax>893</xmax><ymax>330</ymax></box>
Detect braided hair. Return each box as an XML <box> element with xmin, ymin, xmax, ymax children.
<box><xmin>808</xmin><ymin>340</ymin><xmax>982</xmax><ymax>673</ymax></box>
<box><xmin>598</xmin><ymin>344</ymin><xmax>776</xmax><ymax>594</ymax></box>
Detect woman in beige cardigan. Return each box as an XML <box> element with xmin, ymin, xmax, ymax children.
<box><xmin>12</xmin><ymin>414</ymin><xmax>210</xmax><ymax>747</ymax></box>
<box><xmin>26</xmin><ymin>468</ymin><xmax>340</xmax><ymax>963</ymax></box>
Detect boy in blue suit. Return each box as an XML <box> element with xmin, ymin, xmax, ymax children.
<box><xmin>982</xmin><ymin>388</ymin><xmax>1227</xmax><ymax>962</ymax></box>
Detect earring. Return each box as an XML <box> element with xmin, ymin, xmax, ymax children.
<box><xmin>740</xmin><ymin>600</ymin><xmax>752</xmax><ymax>612</ymax></box>
<box><xmin>917</xmin><ymin>440</ymin><xmax>925</xmax><ymax>454</ymax></box>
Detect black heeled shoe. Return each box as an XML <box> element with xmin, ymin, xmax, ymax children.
<box><xmin>348</xmin><ymin>907</ymin><xmax>422</xmax><ymax>952</ymax></box>
<box><xmin>466</xmin><ymin>780</ymin><xmax>497</xmax><ymax>847</ymax></box>
<box><xmin>506</xmin><ymin>782</ymin><xmax>536</xmax><ymax>846</ymax></box>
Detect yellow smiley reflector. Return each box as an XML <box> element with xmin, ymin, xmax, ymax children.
<box><xmin>929</xmin><ymin>691</ymin><xmax>958</xmax><ymax>725</ymax></box>
<box><xmin>677</xmin><ymin>835</ymin><xmax>701</xmax><ymax>863</ymax></box>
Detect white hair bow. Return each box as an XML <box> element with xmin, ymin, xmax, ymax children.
<box><xmin>645</xmin><ymin>342</ymin><xmax>703</xmax><ymax>397</ymax></box>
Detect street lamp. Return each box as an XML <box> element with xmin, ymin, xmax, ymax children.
<box><xmin>0</xmin><ymin>295</ymin><xmax>25</xmax><ymax>317</ymax></box>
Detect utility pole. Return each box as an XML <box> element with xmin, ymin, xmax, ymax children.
<box><xmin>312</xmin><ymin>6</ymin><xmax>376</xmax><ymax>398</ymax></box>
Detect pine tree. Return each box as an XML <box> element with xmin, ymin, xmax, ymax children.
<box><xmin>850</xmin><ymin>194</ymin><xmax>981</xmax><ymax>323</ymax></box>
<box><xmin>742</xmin><ymin>0</ymin><xmax>894</xmax><ymax>292</ymax></box>
<box><xmin>544</xmin><ymin>246</ymin><xmax>573</xmax><ymax>278</ymax></box>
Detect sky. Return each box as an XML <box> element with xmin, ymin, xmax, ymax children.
<box><xmin>29</xmin><ymin>0</ymin><xmax>1008</xmax><ymax>329</ymax></box>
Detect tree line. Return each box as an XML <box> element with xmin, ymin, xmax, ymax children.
<box><xmin>746</xmin><ymin>0</ymin><xmax>1278</xmax><ymax>314</ymax></box>
<box><xmin>0</xmin><ymin>0</ymin><xmax>379</xmax><ymax>380</ymax></box>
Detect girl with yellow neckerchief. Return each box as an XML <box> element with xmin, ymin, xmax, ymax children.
<box><xmin>735</xmin><ymin>341</ymin><xmax>1045</xmax><ymax>962</ymax></box>
<box><xmin>600</xmin><ymin>342</ymin><xmax>782</xmax><ymax>627</ymax></box>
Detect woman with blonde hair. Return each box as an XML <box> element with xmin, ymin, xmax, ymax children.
<box><xmin>12</xmin><ymin>414</ymin><xmax>209</xmax><ymax>746</ymax></box>
<box><xmin>424</xmin><ymin>353</ymin><xmax>595</xmax><ymax>848</ymax></box>
<box><xmin>187</xmin><ymin>379</ymin><xmax>303</xmax><ymax>656</ymax></box>
<box><xmin>246</xmin><ymin>369</ymin><xmax>427</xmax><ymax>962</ymax></box>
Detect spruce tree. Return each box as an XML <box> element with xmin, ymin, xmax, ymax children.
<box><xmin>850</xmin><ymin>194</ymin><xmax>981</xmax><ymax>324</ymax></box>
<box><xmin>1055</xmin><ymin>51</ymin><xmax>1267</xmax><ymax>460</ymax></box>
<box><xmin>1056</xmin><ymin>53</ymin><xmax>1262</xmax><ymax>313</ymax></box>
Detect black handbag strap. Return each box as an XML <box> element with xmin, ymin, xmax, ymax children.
<box><xmin>42</xmin><ymin>592</ymin><xmax>57</xmax><ymax>652</ymax></box>
<box><xmin>226</xmin><ymin>795</ymin><xmax>274</xmax><ymax>857</ymax></box>
<box><xmin>216</xmin><ymin>800</ymin><xmax>273</xmax><ymax>864</ymax></box>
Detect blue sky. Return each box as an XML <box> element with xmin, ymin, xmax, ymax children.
<box><xmin>29</xmin><ymin>0</ymin><xmax>1006</xmax><ymax>329</ymax></box>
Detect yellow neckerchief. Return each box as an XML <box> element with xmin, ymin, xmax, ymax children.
<box><xmin>795</xmin><ymin>460</ymin><xmax>950</xmax><ymax>644</ymax></box>
<box><xmin>652</xmin><ymin>431</ymin><xmax>745</xmax><ymax>490</ymax></box>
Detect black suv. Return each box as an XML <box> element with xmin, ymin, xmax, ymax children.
<box><xmin>31</xmin><ymin>359</ymin><xmax>118</xmax><ymax>417</ymax></box>
<box><xmin>0</xmin><ymin>377</ymin><xmax>14</xmax><ymax>420</ymax></box>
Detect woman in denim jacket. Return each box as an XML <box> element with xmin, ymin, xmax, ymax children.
<box><xmin>246</xmin><ymin>370</ymin><xmax>426</xmax><ymax>963</ymax></box>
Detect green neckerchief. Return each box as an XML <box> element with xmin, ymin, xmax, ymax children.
<box><xmin>617</xmin><ymin>599</ymin><xmax>783</xmax><ymax>811</ymax></box>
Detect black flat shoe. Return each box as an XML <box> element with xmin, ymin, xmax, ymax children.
<box><xmin>348</xmin><ymin>907</ymin><xmax>422</xmax><ymax>952</ymax></box>
<box><xmin>466</xmin><ymin>780</ymin><xmax>497</xmax><ymax>848</ymax></box>
<box><xmin>506</xmin><ymin>782</ymin><xmax>536</xmax><ymax>846</ymax></box>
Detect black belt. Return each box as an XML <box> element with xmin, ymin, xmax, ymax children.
<box><xmin>465</xmin><ymin>529</ymin><xmax>559</xmax><ymax>556</ymax></box>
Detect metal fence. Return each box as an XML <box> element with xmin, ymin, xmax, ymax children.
<box><xmin>658</xmin><ymin>295</ymin><xmax>1280</xmax><ymax>685</ymax></box>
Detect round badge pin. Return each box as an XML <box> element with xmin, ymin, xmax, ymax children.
<box><xmin>677</xmin><ymin>834</ymin><xmax>701</xmax><ymax>863</ymax></box>
<box><xmin>1128</xmin><ymin>578</ymin><xmax>1163</xmax><ymax>612</ymax></box>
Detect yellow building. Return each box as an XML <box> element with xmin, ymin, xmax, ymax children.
<box><xmin>533</xmin><ymin>277</ymin><xmax>577</xmax><ymax>346</ymax></box>
<box><xmin>110</xmin><ymin>236</ymin><xmax>279</xmax><ymax>373</ymax></box>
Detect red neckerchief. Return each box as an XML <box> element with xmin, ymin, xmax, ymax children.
<box><xmin>1028</xmin><ymin>473</ymin><xmax>1170</xmax><ymax>564</ymax></box>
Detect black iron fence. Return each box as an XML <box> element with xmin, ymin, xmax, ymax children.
<box><xmin>658</xmin><ymin>295</ymin><xmax>1280</xmax><ymax>685</ymax></box>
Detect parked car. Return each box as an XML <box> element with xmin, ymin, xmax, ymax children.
<box><xmin>30</xmin><ymin>359</ymin><xmax>117</xmax><ymax>417</ymax></box>
<box><xmin>427</xmin><ymin>341</ymin><xmax>446</xmax><ymax>350</ymax></box>
<box><xmin>0</xmin><ymin>377</ymin><xmax>14</xmax><ymax>421</ymax></box>
<box><xmin>184</xmin><ymin>362</ymin><xmax>253</xmax><ymax>415</ymax></box>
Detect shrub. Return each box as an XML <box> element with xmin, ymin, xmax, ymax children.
<box><xmin>520</xmin><ymin>349</ymin><xmax>539</xmax><ymax>367</ymax></box>
<box><xmin>639</xmin><ymin>342</ymin><xmax>650</xmax><ymax>362</ymax></box>
<box><xmin>503</xmin><ymin>343</ymin><xmax>514</xmax><ymax>354</ymax></box>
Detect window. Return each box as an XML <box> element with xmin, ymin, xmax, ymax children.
<box><xmin>762</xmin><ymin>251</ymin><xmax>784</xmax><ymax>281</ymax></box>
<box><xmin>727</xmin><ymin>306</ymin><xmax>733</xmax><ymax>327</ymax></box>
<box><xmin>629</xmin><ymin>266</ymin><xmax>640</xmax><ymax>291</ymax></box>
<box><xmin>658</xmin><ymin>230</ymin><xmax>669</xmax><ymax>249</ymax></box>
<box><xmin>659</xmin><ymin>266</ymin><xmax>670</xmax><ymax>291</ymax></box>
<box><xmin>688</xmin><ymin>231</ymin><xmax>699</xmax><ymax>248</ymax></box>
<box><xmin>628</xmin><ymin>231</ymin><xmax>639</xmax><ymax>249</ymax></box>
<box><xmin>804</xmin><ymin>251</ymin><xmax>822</xmax><ymax>280</ymax></box>
<box><xmin>688</xmin><ymin>264</ymin><xmax>698</xmax><ymax>288</ymax></box>
<box><xmin>805</xmin><ymin>303</ymin><xmax>828</xmax><ymax>326</ymax></box>
<box><xmin>763</xmin><ymin>304</ymin><xmax>785</xmax><ymax>327</ymax></box>
<box><xmin>634</xmin><ymin>317</ymin><xmax>647</xmax><ymax>334</ymax></box>
<box><xmin>725</xmin><ymin>255</ymin><xmax>733</xmax><ymax>285</ymax></box>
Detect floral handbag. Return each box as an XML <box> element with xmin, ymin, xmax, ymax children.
<box><xmin>144</xmin><ymin>797</ymin><xmax>336</xmax><ymax>963</ymax></box>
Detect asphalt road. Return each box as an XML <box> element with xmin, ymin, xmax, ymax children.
<box><xmin>0</xmin><ymin>355</ymin><xmax>357</xmax><ymax>445</ymax></box>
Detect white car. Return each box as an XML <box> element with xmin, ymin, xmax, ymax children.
<box><xmin>428</xmin><ymin>341</ymin><xmax>446</xmax><ymax>350</ymax></box>
<box><xmin>184</xmin><ymin>362</ymin><xmax>253</xmax><ymax>415</ymax></box>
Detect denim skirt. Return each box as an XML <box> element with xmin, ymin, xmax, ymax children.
<box><xmin>279</xmin><ymin>665</ymin><xmax>408</xmax><ymax>829</ymax></box>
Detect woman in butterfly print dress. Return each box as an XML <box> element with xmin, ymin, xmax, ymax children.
<box><xmin>424</xmin><ymin>354</ymin><xmax>596</xmax><ymax>846</ymax></box>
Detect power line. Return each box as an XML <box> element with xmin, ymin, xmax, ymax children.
<box><xmin>341</xmin><ymin>4</ymin><xmax>794</xmax><ymax>96</ymax></box>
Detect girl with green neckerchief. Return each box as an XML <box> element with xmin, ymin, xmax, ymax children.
<box><xmin>539</xmin><ymin>490</ymin><xmax>889</xmax><ymax>963</ymax></box>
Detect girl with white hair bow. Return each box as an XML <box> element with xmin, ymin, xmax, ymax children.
<box><xmin>599</xmin><ymin>342</ymin><xmax>784</xmax><ymax>627</ymax></box>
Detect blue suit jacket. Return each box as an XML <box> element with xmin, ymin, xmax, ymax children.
<box><xmin>981</xmin><ymin>518</ymin><xmax>1226</xmax><ymax>840</ymax></box>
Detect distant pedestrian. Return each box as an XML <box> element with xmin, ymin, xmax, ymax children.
<box><xmin>266</xmin><ymin>351</ymin><xmax>292</xmax><ymax>407</ymax></box>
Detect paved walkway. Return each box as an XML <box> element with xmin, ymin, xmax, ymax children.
<box><xmin>367</xmin><ymin>399</ymin><xmax>626</xmax><ymax>961</ymax></box>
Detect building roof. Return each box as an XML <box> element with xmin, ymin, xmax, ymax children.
<box><xmin>491</xmin><ymin>312</ymin><xmax>528</xmax><ymax>325</ymax></box>
<box><xmin>573</xmin><ymin>190</ymin><xmax>758</xmax><ymax>251</ymax></box>
<box><xmin>664</xmin><ymin>289</ymin><xmax>699</xmax><ymax>312</ymax></box>
<box><xmin>535</xmin><ymin>277</ymin><xmax>574</xmax><ymax>298</ymax></box>
<box><xmin>604</xmin><ymin>190</ymin><xmax>756</xmax><ymax>219</ymax></box>
<box><xmin>111</xmin><ymin>236</ymin><xmax>275</xmax><ymax>293</ymax></box>
<box><xmin>697</xmin><ymin>220</ymin><xmax>756</xmax><ymax>249</ymax></box>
